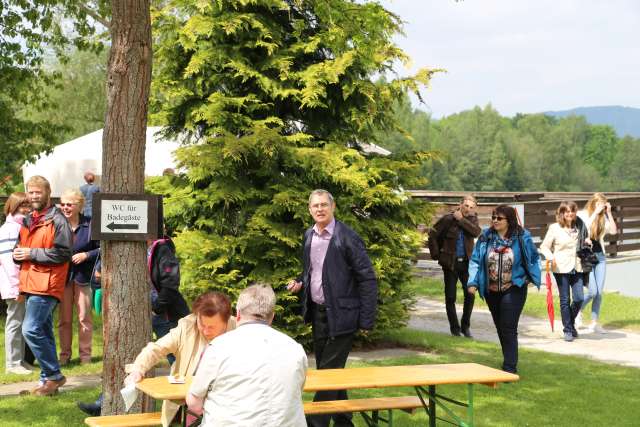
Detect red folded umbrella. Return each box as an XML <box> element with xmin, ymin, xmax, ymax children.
<box><xmin>546</xmin><ymin>261</ymin><xmax>555</xmax><ymax>332</ymax></box>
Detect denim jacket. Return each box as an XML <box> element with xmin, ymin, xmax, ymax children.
<box><xmin>468</xmin><ymin>227</ymin><xmax>541</xmax><ymax>298</ymax></box>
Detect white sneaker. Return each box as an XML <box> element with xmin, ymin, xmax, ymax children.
<box><xmin>575</xmin><ymin>312</ymin><xmax>583</xmax><ymax>329</ymax></box>
<box><xmin>6</xmin><ymin>365</ymin><xmax>33</xmax><ymax>375</ymax></box>
<box><xmin>593</xmin><ymin>323</ymin><xmax>606</xmax><ymax>334</ymax></box>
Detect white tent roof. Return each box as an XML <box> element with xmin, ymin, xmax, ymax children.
<box><xmin>22</xmin><ymin>126</ymin><xmax>180</xmax><ymax>196</ymax></box>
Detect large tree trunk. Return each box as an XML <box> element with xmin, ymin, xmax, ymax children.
<box><xmin>101</xmin><ymin>0</ymin><xmax>152</xmax><ymax>415</ymax></box>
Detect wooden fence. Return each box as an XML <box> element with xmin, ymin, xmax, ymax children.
<box><xmin>2</xmin><ymin>192</ymin><xmax>639</xmax><ymax>257</ymax></box>
<box><xmin>411</xmin><ymin>191</ymin><xmax>640</xmax><ymax>258</ymax></box>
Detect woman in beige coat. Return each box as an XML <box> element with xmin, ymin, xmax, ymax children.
<box><xmin>125</xmin><ymin>291</ymin><xmax>236</xmax><ymax>427</ymax></box>
<box><xmin>540</xmin><ymin>201</ymin><xmax>589</xmax><ymax>342</ymax></box>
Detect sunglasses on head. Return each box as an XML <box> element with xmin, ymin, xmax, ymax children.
<box><xmin>491</xmin><ymin>215</ymin><xmax>507</xmax><ymax>221</ymax></box>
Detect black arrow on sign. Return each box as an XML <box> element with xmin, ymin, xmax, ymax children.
<box><xmin>106</xmin><ymin>222</ymin><xmax>140</xmax><ymax>232</ymax></box>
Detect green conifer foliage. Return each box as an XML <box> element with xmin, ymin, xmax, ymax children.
<box><xmin>149</xmin><ymin>0</ymin><xmax>436</xmax><ymax>341</ymax></box>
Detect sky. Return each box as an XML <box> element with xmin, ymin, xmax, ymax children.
<box><xmin>378</xmin><ymin>0</ymin><xmax>640</xmax><ymax>118</ymax></box>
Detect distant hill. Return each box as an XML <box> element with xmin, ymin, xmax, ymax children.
<box><xmin>545</xmin><ymin>106</ymin><xmax>640</xmax><ymax>138</ymax></box>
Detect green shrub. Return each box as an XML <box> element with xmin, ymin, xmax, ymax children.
<box><xmin>147</xmin><ymin>0</ymin><xmax>437</xmax><ymax>343</ymax></box>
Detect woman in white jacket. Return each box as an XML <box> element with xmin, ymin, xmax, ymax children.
<box><xmin>577</xmin><ymin>193</ymin><xmax>617</xmax><ymax>333</ymax></box>
<box><xmin>0</xmin><ymin>192</ymin><xmax>32</xmax><ymax>374</ymax></box>
<box><xmin>540</xmin><ymin>201</ymin><xmax>590</xmax><ymax>342</ymax></box>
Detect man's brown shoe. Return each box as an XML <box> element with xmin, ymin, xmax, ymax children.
<box><xmin>32</xmin><ymin>376</ymin><xmax>66</xmax><ymax>396</ymax></box>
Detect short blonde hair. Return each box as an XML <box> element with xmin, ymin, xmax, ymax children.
<box><xmin>25</xmin><ymin>175</ymin><xmax>51</xmax><ymax>198</ymax></box>
<box><xmin>3</xmin><ymin>192</ymin><xmax>28</xmax><ymax>216</ymax></box>
<box><xmin>61</xmin><ymin>188</ymin><xmax>85</xmax><ymax>212</ymax></box>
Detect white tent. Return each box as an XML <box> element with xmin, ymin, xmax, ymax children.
<box><xmin>22</xmin><ymin>126</ymin><xmax>181</xmax><ymax>196</ymax></box>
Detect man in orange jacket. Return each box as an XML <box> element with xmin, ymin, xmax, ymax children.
<box><xmin>13</xmin><ymin>175</ymin><xmax>72</xmax><ymax>396</ymax></box>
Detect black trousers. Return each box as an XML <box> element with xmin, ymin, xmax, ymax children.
<box><xmin>442</xmin><ymin>259</ymin><xmax>475</xmax><ymax>333</ymax></box>
<box><xmin>485</xmin><ymin>285</ymin><xmax>527</xmax><ymax>373</ymax></box>
<box><xmin>307</xmin><ymin>304</ymin><xmax>355</xmax><ymax>427</ymax></box>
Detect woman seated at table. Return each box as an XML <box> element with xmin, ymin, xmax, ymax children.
<box><xmin>124</xmin><ymin>291</ymin><xmax>235</xmax><ymax>427</ymax></box>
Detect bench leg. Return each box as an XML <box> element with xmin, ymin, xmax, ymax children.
<box><xmin>360</xmin><ymin>411</ymin><xmax>376</xmax><ymax>427</ymax></box>
<box><xmin>359</xmin><ymin>409</ymin><xmax>395</xmax><ymax>427</ymax></box>
<box><xmin>467</xmin><ymin>384</ymin><xmax>474</xmax><ymax>427</ymax></box>
<box><xmin>429</xmin><ymin>385</ymin><xmax>436</xmax><ymax>427</ymax></box>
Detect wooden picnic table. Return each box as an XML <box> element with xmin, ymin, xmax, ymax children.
<box><xmin>136</xmin><ymin>363</ymin><xmax>519</xmax><ymax>426</ymax></box>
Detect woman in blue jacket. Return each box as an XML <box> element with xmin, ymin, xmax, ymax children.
<box><xmin>468</xmin><ymin>205</ymin><xmax>541</xmax><ymax>374</ymax></box>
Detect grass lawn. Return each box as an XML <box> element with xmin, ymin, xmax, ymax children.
<box><xmin>1</xmin><ymin>281</ymin><xmax>638</xmax><ymax>425</ymax></box>
<box><xmin>408</xmin><ymin>277</ymin><xmax>640</xmax><ymax>332</ymax></box>
<box><xmin>1</xmin><ymin>327</ymin><xmax>639</xmax><ymax>426</ymax></box>
<box><xmin>0</xmin><ymin>385</ymin><xmax>102</xmax><ymax>426</ymax></box>
<box><xmin>0</xmin><ymin>311</ymin><xmax>104</xmax><ymax>385</ymax></box>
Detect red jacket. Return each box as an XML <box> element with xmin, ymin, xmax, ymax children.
<box><xmin>17</xmin><ymin>206</ymin><xmax>72</xmax><ymax>301</ymax></box>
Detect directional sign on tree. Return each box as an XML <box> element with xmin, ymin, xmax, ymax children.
<box><xmin>106</xmin><ymin>222</ymin><xmax>139</xmax><ymax>231</ymax></box>
<box><xmin>91</xmin><ymin>194</ymin><xmax>162</xmax><ymax>241</ymax></box>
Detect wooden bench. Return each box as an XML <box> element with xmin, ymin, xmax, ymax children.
<box><xmin>304</xmin><ymin>396</ymin><xmax>423</xmax><ymax>426</ymax></box>
<box><xmin>84</xmin><ymin>397</ymin><xmax>421</xmax><ymax>427</ymax></box>
<box><xmin>84</xmin><ymin>411</ymin><xmax>162</xmax><ymax>427</ymax></box>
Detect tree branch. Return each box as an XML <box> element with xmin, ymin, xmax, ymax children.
<box><xmin>78</xmin><ymin>3</ymin><xmax>111</xmax><ymax>30</ymax></box>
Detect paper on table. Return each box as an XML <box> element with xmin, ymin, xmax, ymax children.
<box><xmin>168</xmin><ymin>375</ymin><xmax>186</xmax><ymax>384</ymax></box>
<box><xmin>121</xmin><ymin>382</ymin><xmax>138</xmax><ymax>411</ymax></box>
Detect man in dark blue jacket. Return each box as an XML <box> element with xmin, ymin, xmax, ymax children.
<box><xmin>288</xmin><ymin>189</ymin><xmax>377</xmax><ymax>427</ymax></box>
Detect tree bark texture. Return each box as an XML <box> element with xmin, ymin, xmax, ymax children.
<box><xmin>101</xmin><ymin>0</ymin><xmax>152</xmax><ymax>415</ymax></box>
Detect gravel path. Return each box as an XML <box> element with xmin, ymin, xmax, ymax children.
<box><xmin>409</xmin><ymin>297</ymin><xmax>640</xmax><ymax>368</ymax></box>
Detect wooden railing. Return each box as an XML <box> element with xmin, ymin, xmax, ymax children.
<box><xmin>411</xmin><ymin>191</ymin><xmax>640</xmax><ymax>258</ymax></box>
<box><xmin>3</xmin><ymin>192</ymin><xmax>639</xmax><ymax>258</ymax></box>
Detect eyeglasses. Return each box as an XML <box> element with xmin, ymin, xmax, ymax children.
<box><xmin>310</xmin><ymin>202</ymin><xmax>330</xmax><ymax>210</ymax></box>
<box><xmin>60</xmin><ymin>203</ymin><xmax>77</xmax><ymax>207</ymax></box>
<box><xmin>491</xmin><ymin>215</ymin><xmax>507</xmax><ymax>221</ymax></box>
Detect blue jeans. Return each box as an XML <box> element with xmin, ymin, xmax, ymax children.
<box><xmin>152</xmin><ymin>314</ymin><xmax>177</xmax><ymax>365</ymax></box>
<box><xmin>554</xmin><ymin>272</ymin><xmax>585</xmax><ymax>334</ymax></box>
<box><xmin>22</xmin><ymin>295</ymin><xmax>63</xmax><ymax>381</ymax></box>
<box><xmin>582</xmin><ymin>252</ymin><xmax>606</xmax><ymax>320</ymax></box>
<box><xmin>485</xmin><ymin>285</ymin><xmax>527</xmax><ymax>373</ymax></box>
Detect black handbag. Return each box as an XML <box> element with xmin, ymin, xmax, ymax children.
<box><xmin>577</xmin><ymin>247</ymin><xmax>599</xmax><ymax>273</ymax></box>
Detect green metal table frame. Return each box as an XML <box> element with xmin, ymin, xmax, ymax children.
<box><xmin>415</xmin><ymin>384</ymin><xmax>474</xmax><ymax>427</ymax></box>
<box><xmin>358</xmin><ymin>410</ymin><xmax>395</xmax><ymax>427</ymax></box>
<box><xmin>354</xmin><ymin>384</ymin><xmax>475</xmax><ymax>427</ymax></box>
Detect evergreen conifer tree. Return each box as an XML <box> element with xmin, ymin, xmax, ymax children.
<box><xmin>149</xmin><ymin>0</ymin><xmax>437</xmax><ymax>340</ymax></box>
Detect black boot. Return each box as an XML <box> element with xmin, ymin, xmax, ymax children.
<box><xmin>77</xmin><ymin>393</ymin><xmax>103</xmax><ymax>416</ymax></box>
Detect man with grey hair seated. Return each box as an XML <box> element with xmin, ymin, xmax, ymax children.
<box><xmin>187</xmin><ymin>283</ymin><xmax>307</xmax><ymax>427</ymax></box>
